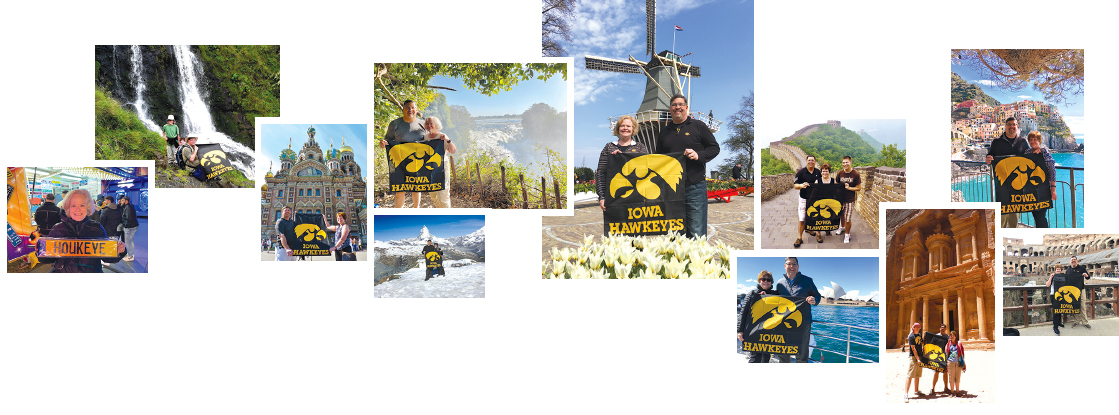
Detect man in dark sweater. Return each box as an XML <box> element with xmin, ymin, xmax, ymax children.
<box><xmin>732</xmin><ymin>164</ymin><xmax>743</xmax><ymax>181</ymax></box>
<box><xmin>1066</xmin><ymin>255</ymin><xmax>1092</xmax><ymax>329</ymax></box>
<box><xmin>655</xmin><ymin>94</ymin><xmax>721</xmax><ymax>238</ymax></box>
<box><xmin>985</xmin><ymin>117</ymin><xmax>1043</xmax><ymax>228</ymax></box>
<box><xmin>34</xmin><ymin>193</ymin><xmax>62</xmax><ymax>234</ymax></box>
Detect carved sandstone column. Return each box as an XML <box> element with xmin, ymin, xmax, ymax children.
<box><xmin>957</xmin><ymin>287</ymin><xmax>967</xmax><ymax>340</ymax></box>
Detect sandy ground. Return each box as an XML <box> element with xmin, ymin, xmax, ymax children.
<box><xmin>884</xmin><ymin>349</ymin><xmax>995</xmax><ymax>404</ymax></box>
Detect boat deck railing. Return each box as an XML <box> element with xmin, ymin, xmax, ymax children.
<box><xmin>950</xmin><ymin>160</ymin><xmax>1083</xmax><ymax>227</ymax></box>
<box><xmin>808</xmin><ymin>320</ymin><xmax>878</xmax><ymax>363</ymax></box>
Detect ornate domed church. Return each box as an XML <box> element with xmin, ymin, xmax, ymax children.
<box><xmin>261</xmin><ymin>126</ymin><xmax>366</xmax><ymax>245</ymax></box>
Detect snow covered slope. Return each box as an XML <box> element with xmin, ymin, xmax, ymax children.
<box><xmin>374</xmin><ymin>259</ymin><xmax>485</xmax><ymax>298</ymax></box>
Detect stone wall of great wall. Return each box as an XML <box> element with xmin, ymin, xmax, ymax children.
<box><xmin>762</xmin><ymin>166</ymin><xmax>906</xmax><ymax>238</ymax></box>
<box><xmin>768</xmin><ymin>142</ymin><xmax>809</xmax><ymax>171</ymax></box>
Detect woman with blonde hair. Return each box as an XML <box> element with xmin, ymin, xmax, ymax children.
<box><xmin>38</xmin><ymin>189</ymin><xmax>126</xmax><ymax>272</ymax></box>
<box><xmin>424</xmin><ymin>116</ymin><xmax>457</xmax><ymax>208</ymax></box>
<box><xmin>596</xmin><ymin>115</ymin><xmax>648</xmax><ymax>211</ymax></box>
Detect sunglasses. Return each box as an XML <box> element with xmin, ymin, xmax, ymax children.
<box><xmin>759</xmin><ymin>278</ymin><xmax>773</xmax><ymax>282</ymax></box>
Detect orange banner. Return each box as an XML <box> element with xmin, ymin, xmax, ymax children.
<box><xmin>37</xmin><ymin>238</ymin><xmax>119</xmax><ymax>258</ymax></box>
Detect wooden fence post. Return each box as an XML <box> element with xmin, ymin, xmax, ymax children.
<box><xmin>475</xmin><ymin>163</ymin><xmax>483</xmax><ymax>197</ymax></box>
<box><xmin>500</xmin><ymin>164</ymin><xmax>507</xmax><ymax>195</ymax></box>
<box><xmin>449</xmin><ymin>155</ymin><xmax>456</xmax><ymax>190</ymax></box>
<box><xmin>553</xmin><ymin>179</ymin><xmax>561</xmax><ymax>209</ymax></box>
<box><xmin>519</xmin><ymin>174</ymin><xmax>528</xmax><ymax>209</ymax></box>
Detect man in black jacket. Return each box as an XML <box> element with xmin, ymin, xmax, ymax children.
<box><xmin>423</xmin><ymin>240</ymin><xmax>436</xmax><ymax>281</ymax></box>
<box><xmin>656</xmin><ymin>94</ymin><xmax>721</xmax><ymax>239</ymax></box>
<box><xmin>119</xmin><ymin>195</ymin><xmax>140</xmax><ymax>262</ymax></box>
<box><xmin>737</xmin><ymin>270</ymin><xmax>778</xmax><ymax>363</ymax></box>
<box><xmin>34</xmin><ymin>193</ymin><xmax>62</xmax><ymax>234</ymax></box>
<box><xmin>1066</xmin><ymin>255</ymin><xmax>1092</xmax><ymax>329</ymax></box>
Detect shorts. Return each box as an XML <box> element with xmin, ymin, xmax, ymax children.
<box><xmin>947</xmin><ymin>361</ymin><xmax>961</xmax><ymax>383</ymax></box>
<box><xmin>798</xmin><ymin>197</ymin><xmax>807</xmax><ymax>221</ymax></box>
<box><xmin>907</xmin><ymin>358</ymin><xmax>922</xmax><ymax>378</ymax></box>
<box><xmin>842</xmin><ymin>202</ymin><xmax>854</xmax><ymax>224</ymax></box>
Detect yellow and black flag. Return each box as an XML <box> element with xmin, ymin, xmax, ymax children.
<box><xmin>741</xmin><ymin>295</ymin><xmax>812</xmax><ymax>356</ymax></box>
<box><xmin>289</xmin><ymin>213</ymin><xmax>332</xmax><ymax>256</ymax></box>
<box><xmin>425</xmin><ymin>249</ymin><xmax>443</xmax><ymax>270</ymax></box>
<box><xmin>602</xmin><ymin>153</ymin><xmax>687</xmax><ymax>236</ymax></box>
<box><xmin>195</xmin><ymin>143</ymin><xmax>235</xmax><ymax>180</ymax></box>
<box><xmin>993</xmin><ymin>154</ymin><xmax>1052</xmax><ymax>214</ymax></box>
<box><xmin>920</xmin><ymin>332</ymin><xmax>949</xmax><ymax>372</ymax></box>
<box><xmin>805</xmin><ymin>182</ymin><xmax>843</xmax><ymax>232</ymax></box>
<box><xmin>1053</xmin><ymin>270</ymin><xmax>1083</xmax><ymax>314</ymax></box>
<box><xmin>386</xmin><ymin>140</ymin><xmax>445</xmax><ymax>193</ymax></box>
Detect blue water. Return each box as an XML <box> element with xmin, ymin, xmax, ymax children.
<box><xmin>809</xmin><ymin>305</ymin><xmax>879</xmax><ymax>363</ymax></box>
<box><xmin>951</xmin><ymin>152</ymin><xmax>1084</xmax><ymax>228</ymax></box>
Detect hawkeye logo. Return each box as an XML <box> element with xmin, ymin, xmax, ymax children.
<box><xmin>294</xmin><ymin>224</ymin><xmax>327</xmax><ymax>243</ymax></box>
<box><xmin>750</xmin><ymin>297</ymin><xmax>803</xmax><ymax>330</ymax></box>
<box><xmin>426</xmin><ymin>251</ymin><xmax>441</xmax><ymax>262</ymax></box>
<box><xmin>995</xmin><ymin>156</ymin><xmax>1046</xmax><ymax>191</ymax></box>
<box><xmin>1054</xmin><ymin>285</ymin><xmax>1081</xmax><ymax>304</ymax></box>
<box><xmin>389</xmin><ymin>143</ymin><xmax>442</xmax><ymax>173</ymax></box>
<box><xmin>923</xmin><ymin>344</ymin><xmax>945</xmax><ymax>363</ymax></box>
<box><xmin>608</xmin><ymin>154</ymin><xmax>683</xmax><ymax>200</ymax></box>
<box><xmin>201</xmin><ymin>150</ymin><xmax>228</xmax><ymax>168</ymax></box>
<box><xmin>806</xmin><ymin>199</ymin><xmax>841</xmax><ymax>220</ymax></box>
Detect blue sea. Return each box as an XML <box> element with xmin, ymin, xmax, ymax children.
<box><xmin>951</xmin><ymin>152</ymin><xmax>1084</xmax><ymax>228</ymax></box>
<box><xmin>809</xmin><ymin>305</ymin><xmax>879</xmax><ymax>363</ymax></box>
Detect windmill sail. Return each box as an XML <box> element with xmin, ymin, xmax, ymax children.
<box><xmin>646</xmin><ymin>0</ymin><xmax>656</xmax><ymax>57</ymax></box>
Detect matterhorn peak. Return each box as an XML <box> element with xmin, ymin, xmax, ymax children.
<box><xmin>417</xmin><ymin>225</ymin><xmax>434</xmax><ymax>240</ymax></box>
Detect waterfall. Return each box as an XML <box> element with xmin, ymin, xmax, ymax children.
<box><xmin>125</xmin><ymin>45</ymin><xmax>161</xmax><ymax>133</ymax></box>
<box><xmin>170</xmin><ymin>45</ymin><xmax>255</xmax><ymax>177</ymax></box>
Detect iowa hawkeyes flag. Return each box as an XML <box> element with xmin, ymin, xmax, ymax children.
<box><xmin>920</xmin><ymin>332</ymin><xmax>949</xmax><ymax>372</ymax></box>
<box><xmin>741</xmin><ymin>295</ymin><xmax>812</xmax><ymax>356</ymax></box>
<box><xmin>194</xmin><ymin>143</ymin><xmax>235</xmax><ymax>180</ymax></box>
<box><xmin>289</xmin><ymin>213</ymin><xmax>331</xmax><ymax>256</ymax></box>
<box><xmin>425</xmin><ymin>249</ymin><xmax>443</xmax><ymax>270</ymax></box>
<box><xmin>603</xmin><ymin>152</ymin><xmax>687</xmax><ymax>236</ymax></box>
<box><xmin>805</xmin><ymin>183</ymin><xmax>843</xmax><ymax>232</ymax></box>
<box><xmin>993</xmin><ymin>154</ymin><xmax>1052</xmax><ymax>214</ymax></box>
<box><xmin>386</xmin><ymin>140</ymin><xmax>445</xmax><ymax>193</ymax></box>
<box><xmin>1053</xmin><ymin>269</ymin><xmax>1083</xmax><ymax>314</ymax></box>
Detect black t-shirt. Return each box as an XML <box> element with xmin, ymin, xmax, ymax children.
<box><xmin>794</xmin><ymin>167</ymin><xmax>822</xmax><ymax>199</ymax></box>
<box><xmin>275</xmin><ymin>218</ymin><xmax>295</xmax><ymax>247</ymax></box>
<box><xmin>907</xmin><ymin>332</ymin><xmax>919</xmax><ymax>357</ymax></box>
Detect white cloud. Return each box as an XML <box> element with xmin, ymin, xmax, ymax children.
<box><xmin>737</xmin><ymin>283</ymin><xmax>754</xmax><ymax>295</ymax></box>
<box><xmin>1017</xmin><ymin>95</ymin><xmax>1033</xmax><ymax>100</ymax></box>
<box><xmin>1062</xmin><ymin>116</ymin><xmax>1085</xmax><ymax>135</ymax></box>
<box><xmin>568</xmin><ymin>0</ymin><xmax>647</xmax><ymax>105</ymax></box>
<box><xmin>973</xmin><ymin>79</ymin><xmax>998</xmax><ymax>86</ymax></box>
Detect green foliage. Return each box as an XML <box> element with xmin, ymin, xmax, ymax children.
<box><xmin>786</xmin><ymin>125</ymin><xmax>878</xmax><ymax>168</ymax></box>
<box><xmin>706</xmin><ymin>180</ymin><xmax>751</xmax><ymax>191</ymax></box>
<box><xmin>950</xmin><ymin>72</ymin><xmax>1001</xmax><ymax>109</ymax></box>
<box><xmin>195</xmin><ymin>45</ymin><xmax>281</xmax><ymax>146</ymax></box>
<box><xmin>222</xmin><ymin>169</ymin><xmax>254</xmax><ymax>188</ymax></box>
<box><xmin>574</xmin><ymin>167</ymin><xmax>594</xmax><ymax>182</ymax></box>
<box><xmin>575</xmin><ymin>183</ymin><xmax>594</xmax><ymax>194</ymax></box>
<box><xmin>760</xmin><ymin>148</ymin><xmax>794</xmax><ymax>175</ymax></box>
<box><xmin>878</xmin><ymin>144</ymin><xmax>906</xmax><ymax>168</ymax></box>
<box><xmin>94</xmin><ymin>88</ymin><xmax>164</xmax><ymax>161</ymax></box>
<box><xmin>374</xmin><ymin>63</ymin><xmax>567</xmax><ymax>136</ymax></box>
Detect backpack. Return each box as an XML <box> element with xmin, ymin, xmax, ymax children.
<box><xmin>177</xmin><ymin>145</ymin><xmax>191</xmax><ymax>169</ymax></box>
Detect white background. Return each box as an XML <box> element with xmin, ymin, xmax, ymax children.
<box><xmin>2</xmin><ymin>0</ymin><xmax>1116</xmax><ymax>413</ymax></box>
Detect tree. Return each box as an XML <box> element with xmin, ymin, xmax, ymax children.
<box><xmin>543</xmin><ymin>0</ymin><xmax>576</xmax><ymax>57</ymax></box>
<box><xmin>878</xmin><ymin>144</ymin><xmax>906</xmax><ymax>168</ymax></box>
<box><xmin>574</xmin><ymin>167</ymin><xmax>593</xmax><ymax>182</ymax></box>
<box><xmin>952</xmin><ymin>49</ymin><xmax>1083</xmax><ymax>104</ymax></box>
<box><xmin>760</xmin><ymin>148</ymin><xmax>794</xmax><ymax>176</ymax></box>
<box><xmin>715</xmin><ymin>93</ymin><xmax>754</xmax><ymax>181</ymax></box>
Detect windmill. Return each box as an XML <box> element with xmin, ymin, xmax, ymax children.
<box><xmin>584</xmin><ymin>0</ymin><xmax>721</xmax><ymax>152</ymax></box>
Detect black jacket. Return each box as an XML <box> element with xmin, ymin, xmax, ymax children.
<box><xmin>656</xmin><ymin>117</ymin><xmax>721</xmax><ymax>185</ymax></box>
<box><xmin>99</xmin><ymin>203</ymin><xmax>123</xmax><ymax>237</ymax></box>
<box><xmin>121</xmin><ymin>203</ymin><xmax>139</xmax><ymax>228</ymax></box>
<box><xmin>738</xmin><ymin>284</ymin><xmax>779</xmax><ymax>334</ymax></box>
<box><xmin>34</xmin><ymin>201</ymin><xmax>62</xmax><ymax>233</ymax></box>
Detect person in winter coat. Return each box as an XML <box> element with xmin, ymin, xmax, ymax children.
<box><xmin>737</xmin><ymin>270</ymin><xmax>779</xmax><ymax>363</ymax></box>
<box><xmin>37</xmin><ymin>189</ymin><xmax>126</xmax><ymax>273</ymax></box>
<box><xmin>34</xmin><ymin>193</ymin><xmax>62</xmax><ymax>234</ymax></box>
<box><xmin>119</xmin><ymin>195</ymin><xmax>140</xmax><ymax>262</ymax></box>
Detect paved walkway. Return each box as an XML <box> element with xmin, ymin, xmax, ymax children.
<box><xmin>1011</xmin><ymin>316</ymin><xmax>1119</xmax><ymax>336</ymax></box>
<box><xmin>541</xmin><ymin>195</ymin><xmax>754</xmax><ymax>260</ymax></box>
<box><xmin>760</xmin><ymin>189</ymin><xmax>877</xmax><ymax>250</ymax></box>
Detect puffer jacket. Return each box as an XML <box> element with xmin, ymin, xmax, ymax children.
<box><xmin>37</xmin><ymin>214</ymin><xmax>124</xmax><ymax>273</ymax></box>
<box><xmin>738</xmin><ymin>284</ymin><xmax>779</xmax><ymax>334</ymax></box>
<box><xmin>99</xmin><ymin>202</ymin><xmax>123</xmax><ymax>238</ymax></box>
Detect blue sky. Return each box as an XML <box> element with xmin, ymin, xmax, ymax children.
<box><xmin>373</xmin><ymin>215</ymin><xmax>485</xmax><ymax>240</ymax></box>
<box><xmin>428</xmin><ymin>71</ymin><xmax>568</xmax><ymax>117</ymax></box>
<box><xmin>565</xmin><ymin>0</ymin><xmax>754</xmax><ymax>169</ymax></box>
<box><xmin>952</xmin><ymin>61</ymin><xmax>1084</xmax><ymax>137</ymax></box>
<box><xmin>261</xmin><ymin>124</ymin><xmax>367</xmax><ymax>176</ymax></box>
<box><xmin>736</xmin><ymin>256</ymin><xmax>879</xmax><ymax>302</ymax></box>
